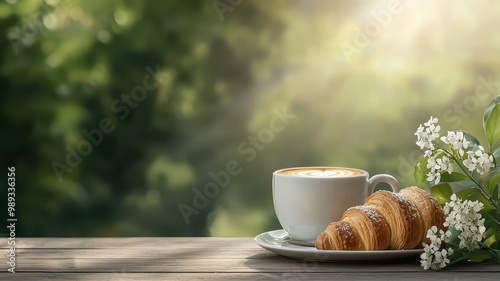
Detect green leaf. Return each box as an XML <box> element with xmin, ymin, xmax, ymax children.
<box><xmin>484</xmin><ymin>211</ymin><xmax>500</xmax><ymax>230</ymax></box>
<box><xmin>484</xmin><ymin>234</ymin><xmax>500</xmax><ymax>248</ymax></box>
<box><xmin>440</xmin><ymin>172</ymin><xmax>469</xmax><ymax>183</ymax></box>
<box><xmin>484</xmin><ymin>212</ymin><xmax>500</xmax><ymax>251</ymax></box>
<box><xmin>484</xmin><ymin>215</ymin><xmax>500</xmax><ymax>251</ymax></box>
<box><xmin>485</xmin><ymin>180</ymin><xmax>499</xmax><ymax>200</ymax></box>
<box><xmin>461</xmin><ymin>130</ymin><xmax>481</xmax><ymax>147</ymax></box>
<box><xmin>414</xmin><ymin>155</ymin><xmax>430</xmax><ymax>188</ymax></box>
<box><xmin>446</xmin><ymin>226</ymin><xmax>461</xmax><ymax>248</ymax></box>
<box><xmin>448</xmin><ymin>243</ymin><xmax>500</xmax><ymax>264</ymax></box>
<box><xmin>479</xmin><ymin>167</ymin><xmax>500</xmax><ymax>182</ymax></box>
<box><xmin>456</xmin><ymin>188</ymin><xmax>495</xmax><ymax>212</ymax></box>
<box><xmin>480</xmin><ymin>167</ymin><xmax>500</xmax><ymax>197</ymax></box>
<box><xmin>430</xmin><ymin>183</ymin><xmax>452</xmax><ymax>205</ymax></box>
<box><xmin>483</xmin><ymin>95</ymin><xmax>500</xmax><ymax>130</ymax></box>
<box><xmin>490</xmin><ymin>147</ymin><xmax>500</xmax><ymax>169</ymax></box>
<box><xmin>465</xmin><ymin>248</ymin><xmax>498</xmax><ymax>263</ymax></box>
<box><xmin>485</xmin><ymin>223</ymin><xmax>499</xmax><ymax>239</ymax></box>
<box><xmin>485</xmin><ymin>104</ymin><xmax>500</xmax><ymax>149</ymax></box>
<box><xmin>492</xmin><ymin>147</ymin><xmax>500</xmax><ymax>160</ymax></box>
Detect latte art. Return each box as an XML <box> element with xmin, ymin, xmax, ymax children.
<box><xmin>278</xmin><ymin>168</ymin><xmax>364</xmax><ymax>177</ymax></box>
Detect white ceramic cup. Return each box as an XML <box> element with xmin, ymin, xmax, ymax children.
<box><xmin>272</xmin><ymin>167</ymin><xmax>400</xmax><ymax>242</ymax></box>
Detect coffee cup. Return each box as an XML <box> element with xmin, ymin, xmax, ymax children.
<box><xmin>272</xmin><ymin>167</ymin><xmax>400</xmax><ymax>243</ymax></box>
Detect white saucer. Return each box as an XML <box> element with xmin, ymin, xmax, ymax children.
<box><xmin>254</xmin><ymin>229</ymin><xmax>424</xmax><ymax>261</ymax></box>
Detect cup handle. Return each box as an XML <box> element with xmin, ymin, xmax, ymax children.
<box><xmin>368</xmin><ymin>174</ymin><xmax>400</xmax><ymax>193</ymax></box>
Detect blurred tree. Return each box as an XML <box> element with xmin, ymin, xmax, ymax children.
<box><xmin>0</xmin><ymin>0</ymin><xmax>285</xmax><ymax>236</ymax></box>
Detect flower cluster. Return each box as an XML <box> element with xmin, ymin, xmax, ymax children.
<box><xmin>415</xmin><ymin>117</ymin><xmax>495</xmax><ymax>184</ymax></box>
<box><xmin>420</xmin><ymin>194</ymin><xmax>486</xmax><ymax>270</ymax></box>
<box><xmin>440</xmin><ymin>131</ymin><xmax>469</xmax><ymax>157</ymax></box>
<box><xmin>415</xmin><ymin>116</ymin><xmax>440</xmax><ymax>156</ymax></box>
<box><xmin>463</xmin><ymin>146</ymin><xmax>495</xmax><ymax>175</ymax></box>
<box><xmin>444</xmin><ymin>194</ymin><xmax>486</xmax><ymax>251</ymax></box>
<box><xmin>420</xmin><ymin>226</ymin><xmax>453</xmax><ymax>270</ymax></box>
<box><xmin>426</xmin><ymin>155</ymin><xmax>452</xmax><ymax>184</ymax></box>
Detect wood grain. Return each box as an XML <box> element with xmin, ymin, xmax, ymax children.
<box><xmin>1</xmin><ymin>272</ymin><xmax>500</xmax><ymax>281</ymax></box>
<box><xmin>1</xmin><ymin>237</ymin><xmax>256</xmax><ymax>249</ymax></box>
<box><xmin>1</xmin><ymin>238</ymin><xmax>499</xmax><ymax>280</ymax></box>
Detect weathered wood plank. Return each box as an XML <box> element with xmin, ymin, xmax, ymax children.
<box><xmin>11</xmin><ymin>255</ymin><xmax>500</xmax><ymax>273</ymax></box>
<box><xmin>12</xmin><ymin>248</ymin><xmax>275</xmax><ymax>259</ymax></box>
<box><xmin>1</xmin><ymin>237</ymin><xmax>257</xmax><ymax>249</ymax></box>
<box><xmin>1</xmin><ymin>272</ymin><xmax>500</xmax><ymax>281</ymax></box>
<box><xmin>12</xmin><ymin>257</ymin><xmax>419</xmax><ymax>273</ymax></box>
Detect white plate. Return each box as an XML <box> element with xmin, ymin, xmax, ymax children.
<box><xmin>254</xmin><ymin>229</ymin><xmax>424</xmax><ymax>261</ymax></box>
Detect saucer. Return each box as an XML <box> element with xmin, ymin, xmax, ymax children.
<box><xmin>254</xmin><ymin>229</ymin><xmax>424</xmax><ymax>261</ymax></box>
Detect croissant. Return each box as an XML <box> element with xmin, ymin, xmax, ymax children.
<box><xmin>340</xmin><ymin>205</ymin><xmax>391</xmax><ymax>250</ymax></box>
<box><xmin>399</xmin><ymin>186</ymin><xmax>446</xmax><ymax>245</ymax></box>
<box><xmin>365</xmin><ymin>190</ymin><xmax>423</xmax><ymax>249</ymax></box>
<box><xmin>315</xmin><ymin>221</ymin><xmax>363</xmax><ymax>250</ymax></box>
<box><xmin>315</xmin><ymin>188</ymin><xmax>444</xmax><ymax>251</ymax></box>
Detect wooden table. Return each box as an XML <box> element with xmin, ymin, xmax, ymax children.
<box><xmin>1</xmin><ymin>237</ymin><xmax>499</xmax><ymax>280</ymax></box>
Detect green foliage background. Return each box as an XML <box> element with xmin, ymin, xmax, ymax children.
<box><xmin>2</xmin><ymin>0</ymin><xmax>500</xmax><ymax>237</ymax></box>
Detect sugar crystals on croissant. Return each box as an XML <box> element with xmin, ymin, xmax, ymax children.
<box><xmin>399</xmin><ymin>186</ymin><xmax>445</xmax><ymax>245</ymax></box>
<box><xmin>315</xmin><ymin>187</ymin><xmax>445</xmax><ymax>251</ymax></box>
<box><xmin>365</xmin><ymin>190</ymin><xmax>423</xmax><ymax>249</ymax></box>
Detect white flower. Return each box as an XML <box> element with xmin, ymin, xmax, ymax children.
<box><xmin>426</xmin><ymin>154</ymin><xmax>453</xmax><ymax>184</ymax></box>
<box><xmin>424</xmin><ymin>116</ymin><xmax>440</xmax><ymax>130</ymax></box>
<box><xmin>426</xmin><ymin>156</ymin><xmax>439</xmax><ymax>183</ymax></box>
<box><xmin>474</xmin><ymin>147</ymin><xmax>495</xmax><ymax>174</ymax></box>
<box><xmin>421</xmin><ymin>194</ymin><xmax>487</xmax><ymax>270</ymax></box>
<box><xmin>420</xmin><ymin>225</ymin><xmax>452</xmax><ymax>270</ymax></box>
<box><xmin>443</xmin><ymin>194</ymin><xmax>486</xmax><ymax>251</ymax></box>
<box><xmin>463</xmin><ymin>152</ymin><xmax>477</xmax><ymax>172</ymax></box>
<box><xmin>463</xmin><ymin>146</ymin><xmax>494</xmax><ymax>175</ymax></box>
<box><xmin>415</xmin><ymin>116</ymin><xmax>441</xmax><ymax>153</ymax></box>
<box><xmin>441</xmin><ymin>131</ymin><xmax>469</xmax><ymax>157</ymax></box>
<box><xmin>438</xmin><ymin>156</ymin><xmax>453</xmax><ymax>174</ymax></box>
<box><xmin>424</xmin><ymin>149</ymin><xmax>433</xmax><ymax>158</ymax></box>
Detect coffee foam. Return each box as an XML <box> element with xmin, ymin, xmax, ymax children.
<box><xmin>278</xmin><ymin>167</ymin><xmax>364</xmax><ymax>177</ymax></box>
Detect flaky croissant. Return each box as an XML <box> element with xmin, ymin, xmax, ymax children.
<box><xmin>315</xmin><ymin>221</ymin><xmax>363</xmax><ymax>250</ymax></box>
<box><xmin>341</xmin><ymin>205</ymin><xmax>391</xmax><ymax>250</ymax></box>
<box><xmin>365</xmin><ymin>190</ymin><xmax>423</xmax><ymax>249</ymax></box>
<box><xmin>399</xmin><ymin>186</ymin><xmax>446</xmax><ymax>245</ymax></box>
<box><xmin>315</xmin><ymin>187</ymin><xmax>445</xmax><ymax>251</ymax></box>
